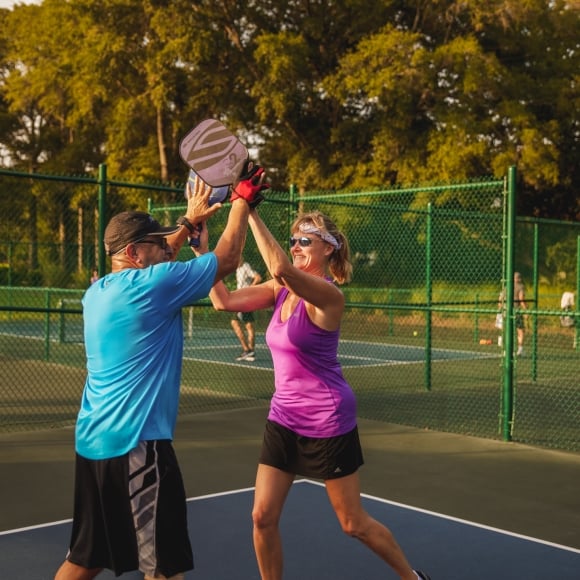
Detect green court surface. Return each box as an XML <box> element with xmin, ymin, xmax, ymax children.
<box><xmin>1</xmin><ymin>308</ymin><xmax>578</xmax><ymax>452</ymax></box>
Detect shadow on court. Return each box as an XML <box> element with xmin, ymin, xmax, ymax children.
<box><xmin>1</xmin><ymin>408</ymin><xmax>579</xmax><ymax>579</ymax></box>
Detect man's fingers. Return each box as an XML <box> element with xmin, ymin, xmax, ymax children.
<box><xmin>196</xmin><ymin>179</ymin><xmax>211</xmax><ymax>198</ymax></box>
<box><xmin>185</xmin><ymin>182</ymin><xmax>193</xmax><ymax>200</ymax></box>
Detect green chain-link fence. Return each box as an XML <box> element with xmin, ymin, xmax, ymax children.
<box><xmin>0</xmin><ymin>166</ymin><xmax>578</xmax><ymax>451</ymax></box>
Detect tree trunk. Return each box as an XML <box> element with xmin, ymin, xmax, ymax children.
<box><xmin>157</xmin><ymin>104</ymin><xmax>168</xmax><ymax>183</ymax></box>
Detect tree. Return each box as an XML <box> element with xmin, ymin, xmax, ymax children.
<box><xmin>321</xmin><ymin>0</ymin><xmax>579</xmax><ymax>219</ymax></box>
<box><xmin>0</xmin><ymin>0</ymin><xmax>578</xmax><ymax>222</ymax></box>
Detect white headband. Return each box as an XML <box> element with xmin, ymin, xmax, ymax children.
<box><xmin>298</xmin><ymin>224</ymin><xmax>341</xmax><ymax>250</ymax></box>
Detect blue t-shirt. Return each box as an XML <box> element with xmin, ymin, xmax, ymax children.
<box><xmin>76</xmin><ymin>254</ymin><xmax>217</xmax><ymax>459</ymax></box>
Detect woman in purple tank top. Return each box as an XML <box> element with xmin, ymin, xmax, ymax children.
<box><xmin>207</xmin><ymin>210</ymin><xmax>430</xmax><ymax>580</ymax></box>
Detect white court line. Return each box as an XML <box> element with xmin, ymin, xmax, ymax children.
<box><xmin>299</xmin><ymin>479</ymin><xmax>580</xmax><ymax>555</ymax></box>
<box><xmin>0</xmin><ymin>484</ymin><xmax>265</xmax><ymax>536</ymax></box>
<box><xmin>0</xmin><ymin>518</ymin><xmax>72</xmax><ymax>536</ymax></box>
<box><xmin>181</xmin><ymin>344</ymin><xmax>495</xmax><ymax>370</ymax></box>
<box><xmin>340</xmin><ymin>338</ymin><xmax>500</xmax><ymax>359</ymax></box>
<box><xmin>2</xmin><ymin>479</ymin><xmax>579</xmax><ymax>556</ymax></box>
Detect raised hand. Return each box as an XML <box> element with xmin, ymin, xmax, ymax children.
<box><xmin>230</xmin><ymin>163</ymin><xmax>270</xmax><ymax>208</ymax></box>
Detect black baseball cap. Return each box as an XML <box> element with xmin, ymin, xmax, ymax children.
<box><xmin>104</xmin><ymin>211</ymin><xmax>179</xmax><ymax>255</ymax></box>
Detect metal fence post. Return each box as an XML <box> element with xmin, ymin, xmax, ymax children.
<box><xmin>289</xmin><ymin>184</ymin><xmax>297</xmax><ymax>245</ymax></box>
<box><xmin>7</xmin><ymin>241</ymin><xmax>13</xmax><ymax>287</ymax></box>
<box><xmin>97</xmin><ymin>164</ymin><xmax>107</xmax><ymax>277</ymax></box>
<box><xmin>425</xmin><ymin>202</ymin><xmax>433</xmax><ymax>391</ymax></box>
<box><xmin>532</xmin><ymin>224</ymin><xmax>539</xmax><ymax>380</ymax></box>
<box><xmin>501</xmin><ymin>166</ymin><xmax>517</xmax><ymax>441</ymax></box>
<box><xmin>576</xmin><ymin>236</ymin><xmax>580</xmax><ymax>350</ymax></box>
<box><xmin>44</xmin><ymin>289</ymin><xmax>51</xmax><ymax>362</ymax></box>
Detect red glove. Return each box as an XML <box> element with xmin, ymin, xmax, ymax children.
<box><xmin>230</xmin><ymin>164</ymin><xmax>269</xmax><ymax>208</ymax></box>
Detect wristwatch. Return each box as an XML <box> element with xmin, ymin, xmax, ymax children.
<box><xmin>176</xmin><ymin>216</ymin><xmax>195</xmax><ymax>234</ymax></box>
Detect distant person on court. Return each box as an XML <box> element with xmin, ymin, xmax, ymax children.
<box><xmin>232</xmin><ymin>256</ymin><xmax>262</xmax><ymax>361</ymax></box>
<box><xmin>54</xmin><ymin>166</ymin><xmax>268</xmax><ymax>580</ymax></box>
<box><xmin>498</xmin><ymin>271</ymin><xmax>528</xmax><ymax>356</ymax></box>
<box><xmin>203</xmin><ymin>209</ymin><xmax>430</xmax><ymax>580</ymax></box>
<box><xmin>89</xmin><ymin>269</ymin><xmax>99</xmax><ymax>284</ymax></box>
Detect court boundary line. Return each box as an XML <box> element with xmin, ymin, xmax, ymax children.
<box><xmin>2</xmin><ymin>479</ymin><xmax>579</xmax><ymax>555</ymax></box>
<box><xmin>300</xmin><ymin>479</ymin><xmax>580</xmax><ymax>555</ymax></box>
<box><xmin>339</xmin><ymin>338</ymin><xmax>496</xmax><ymax>358</ymax></box>
<box><xmin>181</xmin><ymin>353</ymin><xmax>497</xmax><ymax>370</ymax></box>
<box><xmin>1</xmin><ymin>325</ymin><xmax>499</xmax><ymax>368</ymax></box>
<box><xmin>181</xmin><ymin>342</ymin><xmax>497</xmax><ymax>370</ymax></box>
<box><xmin>0</xmin><ymin>519</ymin><xmax>72</xmax><ymax>536</ymax></box>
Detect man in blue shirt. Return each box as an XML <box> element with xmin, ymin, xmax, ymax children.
<box><xmin>55</xmin><ymin>168</ymin><xmax>268</xmax><ymax>580</ymax></box>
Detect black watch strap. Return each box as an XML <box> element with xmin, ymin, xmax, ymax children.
<box><xmin>176</xmin><ymin>216</ymin><xmax>195</xmax><ymax>234</ymax></box>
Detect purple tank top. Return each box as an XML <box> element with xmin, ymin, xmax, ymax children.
<box><xmin>265</xmin><ymin>287</ymin><xmax>357</xmax><ymax>437</ymax></box>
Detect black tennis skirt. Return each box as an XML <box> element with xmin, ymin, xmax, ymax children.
<box><xmin>259</xmin><ymin>420</ymin><xmax>364</xmax><ymax>480</ymax></box>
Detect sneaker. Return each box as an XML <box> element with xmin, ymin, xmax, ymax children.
<box><xmin>236</xmin><ymin>351</ymin><xmax>251</xmax><ymax>361</ymax></box>
<box><xmin>245</xmin><ymin>350</ymin><xmax>255</xmax><ymax>362</ymax></box>
<box><xmin>414</xmin><ymin>571</ymin><xmax>432</xmax><ymax>580</ymax></box>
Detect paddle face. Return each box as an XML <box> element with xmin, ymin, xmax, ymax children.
<box><xmin>185</xmin><ymin>169</ymin><xmax>230</xmax><ymax>206</ymax></box>
<box><xmin>179</xmin><ymin>119</ymin><xmax>249</xmax><ymax>187</ymax></box>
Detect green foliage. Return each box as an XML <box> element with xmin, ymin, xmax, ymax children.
<box><xmin>546</xmin><ymin>239</ymin><xmax>577</xmax><ymax>280</ymax></box>
<box><xmin>0</xmin><ymin>0</ymin><xmax>577</xmax><ymax>288</ymax></box>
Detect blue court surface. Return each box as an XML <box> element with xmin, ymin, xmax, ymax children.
<box><xmin>182</xmin><ymin>336</ymin><xmax>495</xmax><ymax>371</ymax></box>
<box><xmin>1</xmin><ymin>479</ymin><xmax>578</xmax><ymax>579</ymax></box>
<box><xmin>0</xmin><ymin>317</ymin><xmax>495</xmax><ymax>371</ymax></box>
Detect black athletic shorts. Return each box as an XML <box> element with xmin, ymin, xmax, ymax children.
<box><xmin>66</xmin><ymin>440</ymin><xmax>193</xmax><ymax>577</ymax></box>
<box><xmin>233</xmin><ymin>311</ymin><xmax>255</xmax><ymax>323</ymax></box>
<box><xmin>259</xmin><ymin>420</ymin><xmax>364</xmax><ymax>480</ymax></box>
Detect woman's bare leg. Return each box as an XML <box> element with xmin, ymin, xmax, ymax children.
<box><xmin>325</xmin><ymin>472</ymin><xmax>417</xmax><ymax>580</ymax></box>
<box><xmin>252</xmin><ymin>464</ymin><xmax>294</xmax><ymax>580</ymax></box>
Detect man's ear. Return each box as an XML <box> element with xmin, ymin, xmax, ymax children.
<box><xmin>126</xmin><ymin>243</ymin><xmax>142</xmax><ymax>266</ymax></box>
